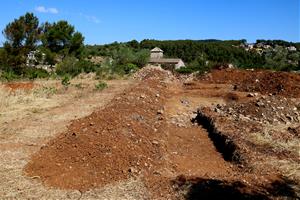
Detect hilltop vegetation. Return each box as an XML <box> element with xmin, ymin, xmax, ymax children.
<box><xmin>0</xmin><ymin>13</ymin><xmax>299</xmax><ymax>81</ymax></box>
<box><xmin>0</xmin><ymin>13</ymin><xmax>149</xmax><ymax>81</ymax></box>
<box><xmin>87</xmin><ymin>39</ymin><xmax>300</xmax><ymax>73</ymax></box>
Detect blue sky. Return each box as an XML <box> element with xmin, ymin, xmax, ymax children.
<box><xmin>0</xmin><ymin>0</ymin><xmax>299</xmax><ymax>45</ymax></box>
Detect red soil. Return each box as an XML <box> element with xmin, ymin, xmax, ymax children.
<box><xmin>4</xmin><ymin>82</ymin><xmax>36</xmax><ymax>91</ymax></box>
<box><xmin>24</xmin><ymin>68</ymin><xmax>299</xmax><ymax>199</ymax></box>
<box><xmin>199</xmin><ymin>69</ymin><xmax>300</xmax><ymax>98</ymax></box>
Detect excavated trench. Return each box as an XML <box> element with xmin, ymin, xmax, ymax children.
<box><xmin>192</xmin><ymin>110</ymin><xmax>242</xmax><ymax>164</ymax></box>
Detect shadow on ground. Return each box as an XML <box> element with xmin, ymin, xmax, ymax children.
<box><xmin>173</xmin><ymin>176</ymin><xmax>299</xmax><ymax>200</ymax></box>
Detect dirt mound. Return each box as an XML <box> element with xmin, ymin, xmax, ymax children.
<box><xmin>216</xmin><ymin>96</ymin><xmax>300</xmax><ymax>125</ymax></box>
<box><xmin>196</xmin><ymin>94</ymin><xmax>300</xmax><ymax>187</ymax></box>
<box><xmin>133</xmin><ymin>65</ymin><xmax>175</xmax><ymax>82</ymax></box>
<box><xmin>25</xmin><ymin>68</ymin><xmax>170</xmax><ymax>191</ymax></box>
<box><xmin>199</xmin><ymin>69</ymin><xmax>300</xmax><ymax>98</ymax></box>
<box><xmin>3</xmin><ymin>82</ymin><xmax>36</xmax><ymax>91</ymax></box>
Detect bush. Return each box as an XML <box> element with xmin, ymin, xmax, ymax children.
<box><xmin>56</xmin><ymin>57</ymin><xmax>79</xmax><ymax>77</ymax></box>
<box><xmin>76</xmin><ymin>59</ymin><xmax>97</xmax><ymax>73</ymax></box>
<box><xmin>56</xmin><ymin>57</ymin><xmax>98</xmax><ymax>77</ymax></box>
<box><xmin>133</xmin><ymin>49</ymin><xmax>150</xmax><ymax>67</ymax></box>
<box><xmin>1</xmin><ymin>70</ymin><xmax>19</xmax><ymax>81</ymax></box>
<box><xmin>175</xmin><ymin>67</ymin><xmax>194</xmax><ymax>74</ymax></box>
<box><xmin>61</xmin><ymin>75</ymin><xmax>71</xmax><ymax>87</ymax></box>
<box><xmin>23</xmin><ymin>68</ymin><xmax>49</xmax><ymax>80</ymax></box>
<box><xmin>95</xmin><ymin>81</ymin><xmax>108</xmax><ymax>91</ymax></box>
<box><xmin>123</xmin><ymin>63</ymin><xmax>139</xmax><ymax>74</ymax></box>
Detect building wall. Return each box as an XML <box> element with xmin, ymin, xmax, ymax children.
<box><xmin>150</xmin><ymin>52</ymin><xmax>163</xmax><ymax>59</ymax></box>
<box><xmin>175</xmin><ymin>60</ymin><xmax>185</xmax><ymax>69</ymax></box>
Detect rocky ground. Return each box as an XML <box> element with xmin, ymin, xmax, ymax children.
<box><xmin>1</xmin><ymin>67</ymin><xmax>300</xmax><ymax>199</ymax></box>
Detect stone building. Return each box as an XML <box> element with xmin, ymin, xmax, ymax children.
<box><xmin>148</xmin><ymin>47</ymin><xmax>185</xmax><ymax>70</ymax></box>
<box><xmin>150</xmin><ymin>47</ymin><xmax>164</xmax><ymax>59</ymax></box>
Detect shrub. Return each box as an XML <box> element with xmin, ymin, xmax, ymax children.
<box><xmin>95</xmin><ymin>81</ymin><xmax>108</xmax><ymax>91</ymax></box>
<box><xmin>133</xmin><ymin>49</ymin><xmax>150</xmax><ymax>67</ymax></box>
<box><xmin>61</xmin><ymin>75</ymin><xmax>71</xmax><ymax>87</ymax></box>
<box><xmin>175</xmin><ymin>67</ymin><xmax>194</xmax><ymax>74</ymax></box>
<box><xmin>124</xmin><ymin>63</ymin><xmax>139</xmax><ymax>74</ymax></box>
<box><xmin>1</xmin><ymin>70</ymin><xmax>19</xmax><ymax>81</ymax></box>
<box><xmin>75</xmin><ymin>59</ymin><xmax>97</xmax><ymax>73</ymax></box>
<box><xmin>56</xmin><ymin>57</ymin><xmax>98</xmax><ymax>77</ymax></box>
<box><xmin>56</xmin><ymin>57</ymin><xmax>79</xmax><ymax>77</ymax></box>
<box><xmin>23</xmin><ymin>68</ymin><xmax>49</xmax><ymax>80</ymax></box>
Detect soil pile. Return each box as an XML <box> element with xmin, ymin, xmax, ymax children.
<box><xmin>215</xmin><ymin>96</ymin><xmax>300</xmax><ymax>125</ymax></box>
<box><xmin>200</xmin><ymin>69</ymin><xmax>300</xmax><ymax>98</ymax></box>
<box><xmin>25</xmin><ymin>68</ymin><xmax>171</xmax><ymax>191</ymax></box>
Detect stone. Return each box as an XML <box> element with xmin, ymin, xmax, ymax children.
<box><xmin>180</xmin><ymin>99</ymin><xmax>190</xmax><ymax>106</ymax></box>
<box><xmin>255</xmin><ymin>101</ymin><xmax>264</xmax><ymax>107</ymax></box>
<box><xmin>132</xmin><ymin>114</ymin><xmax>144</xmax><ymax>121</ymax></box>
<box><xmin>214</xmin><ymin>108</ymin><xmax>220</xmax><ymax>113</ymax></box>
<box><xmin>152</xmin><ymin>140</ymin><xmax>159</xmax><ymax>145</ymax></box>
<box><xmin>153</xmin><ymin>171</ymin><xmax>161</xmax><ymax>176</ymax></box>
<box><xmin>128</xmin><ymin>167</ymin><xmax>138</xmax><ymax>173</ymax></box>
<box><xmin>157</xmin><ymin>109</ymin><xmax>164</xmax><ymax>115</ymax></box>
<box><xmin>286</xmin><ymin>115</ymin><xmax>293</xmax><ymax>121</ymax></box>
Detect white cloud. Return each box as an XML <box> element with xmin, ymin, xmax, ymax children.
<box><xmin>80</xmin><ymin>13</ymin><xmax>100</xmax><ymax>24</ymax></box>
<box><xmin>35</xmin><ymin>6</ymin><xmax>58</xmax><ymax>14</ymax></box>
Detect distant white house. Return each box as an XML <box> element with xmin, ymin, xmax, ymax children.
<box><xmin>148</xmin><ymin>47</ymin><xmax>185</xmax><ymax>70</ymax></box>
<box><xmin>26</xmin><ymin>50</ymin><xmax>54</xmax><ymax>71</ymax></box>
<box><xmin>287</xmin><ymin>46</ymin><xmax>297</xmax><ymax>52</ymax></box>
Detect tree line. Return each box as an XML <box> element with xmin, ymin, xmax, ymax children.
<box><xmin>1</xmin><ymin>12</ymin><xmax>299</xmax><ymax>80</ymax></box>
<box><xmin>87</xmin><ymin>39</ymin><xmax>300</xmax><ymax>73</ymax></box>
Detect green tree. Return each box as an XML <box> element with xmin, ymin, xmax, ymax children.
<box><xmin>41</xmin><ymin>21</ymin><xmax>84</xmax><ymax>58</ymax></box>
<box><xmin>134</xmin><ymin>49</ymin><xmax>150</xmax><ymax>67</ymax></box>
<box><xmin>2</xmin><ymin>12</ymin><xmax>40</xmax><ymax>69</ymax></box>
<box><xmin>127</xmin><ymin>40</ymin><xmax>139</xmax><ymax>49</ymax></box>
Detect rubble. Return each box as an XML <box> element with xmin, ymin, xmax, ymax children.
<box><xmin>214</xmin><ymin>96</ymin><xmax>300</xmax><ymax>125</ymax></box>
<box><xmin>200</xmin><ymin>69</ymin><xmax>300</xmax><ymax>98</ymax></box>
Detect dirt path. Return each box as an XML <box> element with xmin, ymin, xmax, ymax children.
<box><xmin>163</xmin><ymin>83</ymin><xmax>233</xmax><ymax>178</ymax></box>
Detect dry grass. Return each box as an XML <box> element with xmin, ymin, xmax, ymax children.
<box><xmin>250</xmin><ymin>126</ymin><xmax>300</xmax><ymax>156</ymax></box>
<box><xmin>0</xmin><ymin>78</ymin><xmax>139</xmax><ymax>199</ymax></box>
<box><xmin>249</xmin><ymin>124</ymin><xmax>300</xmax><ymax>184</ymax></box>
